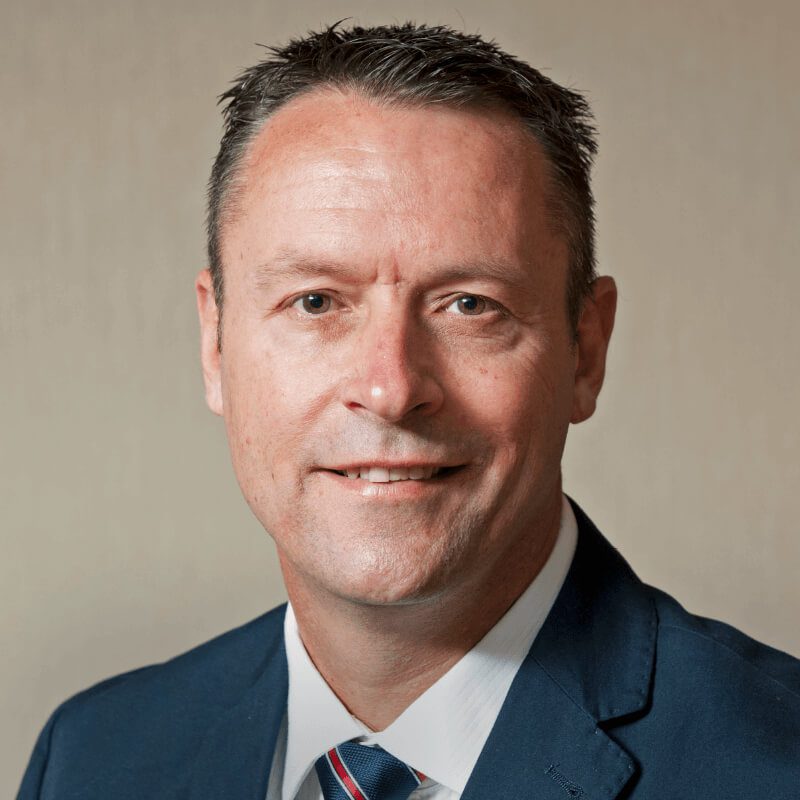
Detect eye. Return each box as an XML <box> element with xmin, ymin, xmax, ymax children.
<box><xmin>292</xmin><ymin>293</ymin><xmax>332</xmax><ymax>315</ymax></box>
<box><xmin>444</xmin><ymin>294</ymin><xmax>488</xmax><ymax>315</ymax></box>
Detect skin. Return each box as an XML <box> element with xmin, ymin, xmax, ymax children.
<box><xmin>196</xmin><ymin>89</ymin><xmax>616</xmax><ymax>729</ymax></box>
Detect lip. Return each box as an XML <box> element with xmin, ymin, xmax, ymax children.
<box><xmin>316</xmin><ymin>465</ymin><xmax>468</xmax><ymax>498</ymax></box>
<box><xmin>321</xmin><ymin>461</ymin><xmax>461</xmax><ymax>472</ymax></box>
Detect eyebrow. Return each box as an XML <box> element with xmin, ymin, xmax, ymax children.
<box><xmin>251</xmin><ymin>249</ymin><xmax>537</xmax><ymax>294</ymax></box>
<box><xmin>252</xmin><ymin>252</ymin><xmax>362</xmax><ymax>290</ymax></box>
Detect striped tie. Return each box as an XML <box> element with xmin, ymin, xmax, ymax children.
<box><xmin>314</xmin><ymin>741</ymin><xmax>426</xmax><ymax>800</ymax></box>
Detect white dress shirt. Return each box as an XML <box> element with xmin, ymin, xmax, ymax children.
<box><xmin>265</xmin><ymin>495</ymin><xmax>578</xmax><ymax>800</ymax></box>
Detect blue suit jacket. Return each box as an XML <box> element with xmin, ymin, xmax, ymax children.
<box><xmin>18</xmin><ymin>500</ymin><xmax>800</xmax><ymax>798</ymax></box>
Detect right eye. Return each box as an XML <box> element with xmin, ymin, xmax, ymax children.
<box><xmin>292</xmin><ymin>293</ymin><xmax>333</xmax><ymax>315</ymax></box>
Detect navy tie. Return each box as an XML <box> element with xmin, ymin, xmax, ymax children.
<box><xmin>314</xmin><ymin>741</ymin><xmax>425</xmax><ymax>800</ymax></box>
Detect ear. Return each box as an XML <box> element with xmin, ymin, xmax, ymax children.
<box><xmin>195</xmin><ymin>269</ymin><xmax>224</xmax><ymax>416</ymax></box>
<box><xmin>570</xmin><ymin>275</ymin><xmax>617</xmax><ymax>424</ymax></box>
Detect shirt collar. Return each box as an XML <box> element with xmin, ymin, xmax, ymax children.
<box><xmin>281</xmin><ymin>494</ymin><xmax>578</xmax><ymax>799</ymax></box>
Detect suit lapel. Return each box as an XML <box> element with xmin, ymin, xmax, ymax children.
<box><xmin>186</xmin><ymin>609</ymin><xmax>289</xmax><ymax>800</ymax></box>
<box><xmin>461</xmin><ymin>657</ymin><xmax>635</xmax><ymax>800</ymax></box>
<box><xmin>462</xmin><ymin>499</ymin><xmax>657</xmax><ymax>800</ymax></box>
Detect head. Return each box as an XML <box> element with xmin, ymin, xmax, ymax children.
<box><xmin>196</xmin><ymin>23</ymin><xmax>616</xmax><ymax>610</ymax></box>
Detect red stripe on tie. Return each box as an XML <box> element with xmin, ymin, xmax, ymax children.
<box><xmin>328</xmin><ymin>747</ymin><xmax>368</xmax><ymax>800</ymax></box>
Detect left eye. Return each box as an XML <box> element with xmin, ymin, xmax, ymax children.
<box><xmin>444</xmin><ymin>295</ymin><xmax>488</xmax><ymax>315</ymax></box>
<box><xmin>292</xmin><ymin>293</ymin><xmax>332</xmax><ymax>315</ymax></box>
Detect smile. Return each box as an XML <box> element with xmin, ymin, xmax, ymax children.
<box><xmin>325</xmin><ymin>465</ymin><xmax>463</xmax><ymax>483</ymax></box>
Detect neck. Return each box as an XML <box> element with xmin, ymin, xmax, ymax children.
<box><xmin>282</xmin><ymin>493</ymin><xmax>563</xmax><ymax>731</ymax></box>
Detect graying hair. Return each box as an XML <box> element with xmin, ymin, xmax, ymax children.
<box><xmin>207</xmin><ymin>22</ymin><xmax>598</xmax><ymax>343</ymax></box>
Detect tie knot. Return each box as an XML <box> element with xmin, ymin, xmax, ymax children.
<box><xmin>314</xmin><ymin>741</ymin><xmax>425</xmax><ymax>800</ymax></box>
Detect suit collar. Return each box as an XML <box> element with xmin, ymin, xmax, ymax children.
<box><xmin>461</xmin><ymin>497</ymin><xmax>656</xmax><ymax>800</ymax></box>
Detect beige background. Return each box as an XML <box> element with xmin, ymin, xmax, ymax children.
<box><xmin>4</xmin><ymin>0</ymin><xmax>799</xmax><ymax>791</ymax></box>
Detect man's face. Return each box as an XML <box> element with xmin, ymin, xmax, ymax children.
<box><xmin>197</xmin><ymin>90</ymin><xmax>614</xmax><ymax>607</ymax></box>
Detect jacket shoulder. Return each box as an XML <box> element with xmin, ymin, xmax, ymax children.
<box><xmin>648</xmin><ymin>585</ymin><xmax>800</xmax><ymax>699</ymax></box>
<box><xmin>58</xmin><ymin>603</ymin><xmax>287</xmax><ymax>715</ymax></box>
<box><xmin>19</xmin><ymin>605</ymin><xmax>287</xmax><ymax>799</ymax></box>
<box><xmin>615</xmin><ymin>585</ymin><xmax>800</xmax><ymax>795</ymax></box>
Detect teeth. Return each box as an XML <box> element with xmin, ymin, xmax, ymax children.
<box><xmin>340</xmin><ymin>466</ymin><xmax>442</xmax><ymax>482</ymax></box>
<box><xmin>362</xmin><ymin>467</ymin><xmax>390</xmax><ymax>482</ymax></box>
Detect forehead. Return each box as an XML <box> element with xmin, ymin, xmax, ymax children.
<box><xmin>248</xmin><ymin>87</ymin><xmax>538</xmax><ymax>167</ymax></box>
<box><xmin>221</xmin><ymin>88</ymin><xmax>566</xmax><ymax>281</ymax></box>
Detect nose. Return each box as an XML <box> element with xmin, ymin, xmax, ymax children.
<box><xmin>342</xmin><ymin>308</ymin><xmax>445</xmax><ymax>423</ymax></box>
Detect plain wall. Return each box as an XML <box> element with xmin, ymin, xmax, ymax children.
<box><xmin>3</xmin><ymin>0</ymin><xmax>798</xmax><ymax>791</ymax></box>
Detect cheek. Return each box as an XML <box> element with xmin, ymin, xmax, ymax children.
<box><xmin>457</xmin><ymin>348</ymin><xmax>574</xmax><ymax>459</ymax></box>
<box><xmin>220</xmin><ymin>327</ymin><xmax>343</xmax><ymax>483</ymax></box>
<box><xmin>220</xmin><ymin>343</ymin><xmax>296</xmax><ymax>492</ymax></box>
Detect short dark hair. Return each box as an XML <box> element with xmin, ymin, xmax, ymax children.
<box><xmin>207</xmin><ymin>22</ymin><xmax>598</xmax><ymax>342</ymax></box>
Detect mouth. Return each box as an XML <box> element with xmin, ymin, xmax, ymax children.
<box><xmin>322</xmin><ymin>465</ymin><xmax>465</xmax><ymax>483</ymax></box>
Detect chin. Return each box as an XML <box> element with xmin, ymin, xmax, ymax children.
<box><xmin>313</xmin><ymin>550</ymin><xmax>452</xmax><ymax>608</ymax></box>
<box><xmin>275</xmin><ymin>513</ymin><xmax>479</xmax><ymax>607</ymax></box>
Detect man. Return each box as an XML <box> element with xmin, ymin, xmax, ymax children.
<box><xmin>18</xmin><ymin>22</ymin><xmax>799</xmax><ymax>800</ymax></box>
